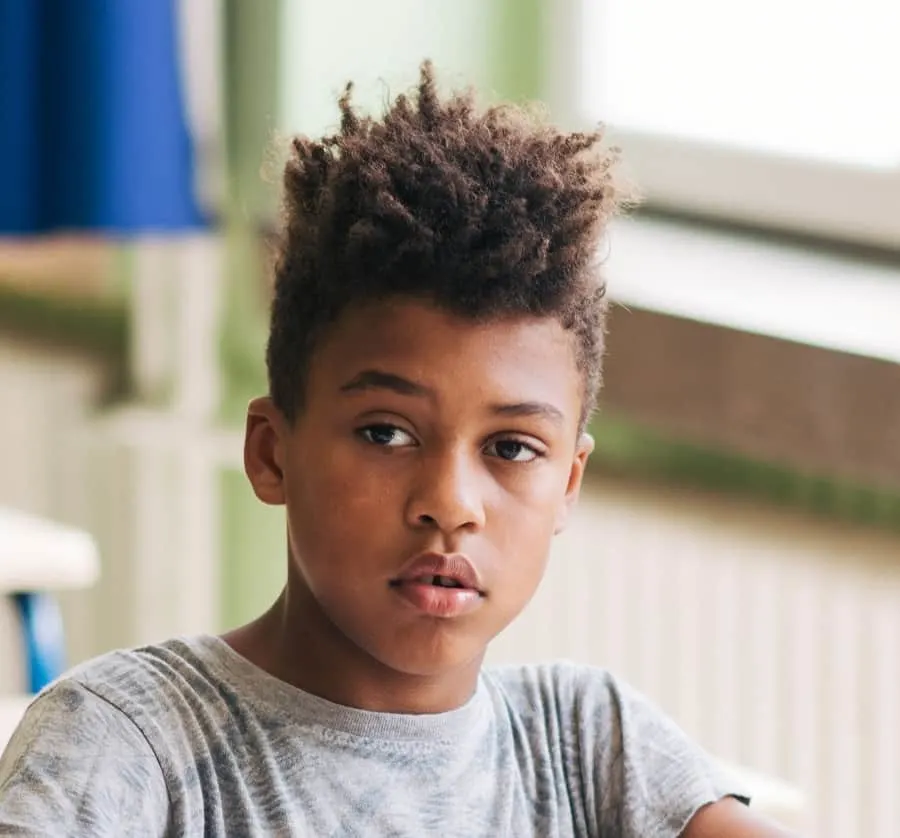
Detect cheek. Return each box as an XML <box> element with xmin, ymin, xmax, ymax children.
<box><xmin>489</xmin><ymin>470</ymin><xmax>568</xmax><ymax>572</ymax></box>
<box><xmin>284</xmin><ymin>448</ymin><xmax>402</xmax><ymax>561</ymax></box>
<box><xmin>497</xmin><ymin>461</ymin><xmax>571</xmax><ymax>522</ymax></box>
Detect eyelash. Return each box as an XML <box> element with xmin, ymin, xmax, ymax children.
<box><xmin>356</xmin><ymin>424</ymin><xmax>545</xmax><ymax>463</ymax></box>
<box><xmin>357</xmin><ymin>424</ymin><xmax>415</xmax><ymax>448</ymax></box>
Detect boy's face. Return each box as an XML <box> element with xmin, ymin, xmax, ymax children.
<box><xmin>245</xmin><ymin>298</ymin><xmax>592</xmax><ymax>689</ymax></box>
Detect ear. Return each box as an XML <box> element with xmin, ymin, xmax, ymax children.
<box><xmin>554</xmin><ymin>432</ymin><xmax>594</xmax><ymax>534</ymax></box>
<box><xmin>244</xmin><ymin>396</ymin><xmax>289</xmax><ymax>506</ymax></box>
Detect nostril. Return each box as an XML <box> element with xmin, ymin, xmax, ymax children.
<box><xmin>417</xmin><ymin>513</ymin><xmax>437</xmax><ymax>526</ymax></box>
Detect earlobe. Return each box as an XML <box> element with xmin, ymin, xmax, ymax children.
<box><xmin>244</xmin><ymin>397</ymin><xmax>288</xmax><ymax>506</ymax></box>
<box><xmin>554</xmin><ymin>432</ymin><xmax>594</xmax><ymax>534</ymax></box>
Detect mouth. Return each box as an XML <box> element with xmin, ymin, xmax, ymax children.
<box><xmin>399</xmin><ymin>574</ymin><xmax>475</xmax><ymax>590</ymax></box>
<box><xmin>389</xmin><ymin>552</ymin><xmax>485</xmax><ymax>595</ymax></box>
<box><xmin>388</xmin><ymin>553</ymin><xmax>486</xmax><ymax>617</ymax></box>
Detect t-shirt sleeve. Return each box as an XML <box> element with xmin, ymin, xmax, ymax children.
<box><xmin>0</xmin><ymin>679</ymin><xmax>169</xmax><ymax>837</ymax></box>
<box><xmin>571</xmin><ymin>667</ymin><xmax>750</xmax><ymax>838</ymax></box>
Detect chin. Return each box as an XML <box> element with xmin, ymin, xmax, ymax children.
<box><xmin>368</xmin><ymin>634</ymin><xmax>486</xmax><ymax>680</ymax></box>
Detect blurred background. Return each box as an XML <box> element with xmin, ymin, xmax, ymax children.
<box><xmin>1</xmin><ymin>1</ymin><xmax>898</xmax><ymax>835</ymax></box>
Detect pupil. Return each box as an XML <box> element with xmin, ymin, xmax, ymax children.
<box><xmin>369</xmin><ymin>426</ymin><xmax>395</xmax><ymax>445</ymax></box>
<box><xmin>496</xmin><ymin>441</ymin><xmax>522</xmax><ymax>460</ymax></box>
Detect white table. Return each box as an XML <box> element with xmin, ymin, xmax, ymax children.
<box><xmin>0</xmin><ymin>506</ymin><xmax>100</xmax><ymax>750</ymax></box>
<box><xmin>0</xmin><ymin>507</ymin><xmax>99</xmax><ymax>593</ymax></box>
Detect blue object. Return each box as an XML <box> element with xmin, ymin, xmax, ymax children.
<box><xmin>13</xmin><ymin>592</ymin><xmax>67</xmax><ymax>693</ymax></box>
<box><xmin>0</xmin><ymin>0</ymin><xmax>207</xmax><ymax>234</ymax></box>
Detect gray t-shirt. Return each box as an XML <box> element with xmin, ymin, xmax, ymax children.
<box><xmin>0</xmin><ymin>636</ymin><xmax>745</xmax><ymax>837</ymax></box>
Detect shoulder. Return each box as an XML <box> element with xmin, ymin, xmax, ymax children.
<box><xmin>0</xmin><ymin>636</ymin><xmax>233</xmax><ymax>833</ymax></box>
<box><xmin>483</xmin><ymin>659</ymin><xmax>635</xmax><ymax>723</ymax></box>
<box><xmin>481</xmin><ymin>660</ymin><xmax>653</xmax><ymax>781</ymax></box>
<box><xmin>62</xmin><ymin>635</ymin><xmax>231</xmax><ymax>726</ymax></box>
<box><xmin>483</xmin><ymin>661</ymin><xmax>752</xmax><ymax>838</ymax></box>
<box><xmin>3</xmin><ymin>677</ymin><xmax>154</xmax><ymax>755</ymax></box>
<box><xmin>483</xmin><ymin>659</ymin><xmax>681</xmax><ymax>756</ymax></box>
<box><xmin>484</xmin><ymin>659</ymin><xmax>718</xmax><ymax>754</ymax></box>
<box><xmin>59</xmin><ymin>636</ymin><xmax>249</xmax><ymax>762</ymax></box>
<box><xmin>0</xmin><ymin>680</ymin><xmax>168</xmax><ymax>836</ymax></box>
<box><xmin>2</xmin><ymin>636</ymin><xmax>217</xmax><ymax>780</ymax></box>
<box><xmin>18</xmin><ymin>635</ymin><xmax>239</xmax><ymax>781</ymax></box>
<box><xmin>65</xmin><ymin>634</ymin><xmax>219</xmax><ymax>691</ymax></box>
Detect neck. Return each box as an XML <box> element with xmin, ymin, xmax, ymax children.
<box><xmin>224</xmin><ymin>582</ymin><xmax>484</xmax><ymax>715</ymax></box>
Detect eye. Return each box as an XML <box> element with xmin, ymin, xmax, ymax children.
<box><xmin>358</xmin><ymin>424</ymin><xmax>417</xmax><ymax>448</ymax></box>
<box><xmin>485</xmin><ymin>439</ymin><xmax>542</xmax><ymax>463</ymax></box>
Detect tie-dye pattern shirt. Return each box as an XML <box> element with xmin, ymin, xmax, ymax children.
<box><xmin>0</xmin><ymin>635</ymin><xmax>746</xmax><ymax>836</ymax></box>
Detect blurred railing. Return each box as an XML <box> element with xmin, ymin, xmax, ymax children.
<box><xmin>488</xmin><ymin>477</ymin><xmax>900</xmax><ymax>838</ymax></box>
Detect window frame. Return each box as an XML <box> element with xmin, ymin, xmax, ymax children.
<box><xmin>547</xmin><ymin>0</ymin><xmax>900</xmax><ymax>251</ymax></box>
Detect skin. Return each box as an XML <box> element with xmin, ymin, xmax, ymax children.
<box><xmin>227</xmin><ymin>296</ymin><xmax>792</xmax><ymax>837</ymax></box>
<box><xmin>684</xmin><ymin>798</ymin><xmax>796</xmax><ymax>838</ymax></box>
<box><xmin>229</xmin><ymin>297</ymin><xmax>591</xmax><ymax>713</ymax></box>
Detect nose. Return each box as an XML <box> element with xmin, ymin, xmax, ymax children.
<box><xmin>405</xmin><ymin>446</ymin><xmax>486</xmax><ymax>534</ymax></box>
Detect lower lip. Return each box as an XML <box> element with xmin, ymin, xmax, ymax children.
<box><xmin>391</xmin><ymin>582</ymin><xmax>483</xmax><ymax>617</ymax></box>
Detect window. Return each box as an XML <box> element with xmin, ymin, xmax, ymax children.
<box><xmin>566</xmin><ymin>0</ymin><xmax>900</xmax><ymax>248</ymax></box>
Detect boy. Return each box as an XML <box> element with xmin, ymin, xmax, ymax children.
<box><xmin>0</xmin><ymin>63</ymin><xmax>789</xmax><ymax>836</ymax></box>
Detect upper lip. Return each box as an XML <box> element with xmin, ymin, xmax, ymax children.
<box><xmin>390</xmin><ymin>552</ymin><xmax>485</xmax><ymax>594</ymax></box>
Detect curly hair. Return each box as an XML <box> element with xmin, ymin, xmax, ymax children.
<box><xmin>267</xmin><ymin>61</ymin><xmax>627</xmax><ymax>428</ymax></box>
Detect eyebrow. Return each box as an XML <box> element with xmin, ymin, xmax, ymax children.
<box><xmin>339</xmin><ymin>368</ymin><xmax>566</xmax><ymax>425</ymax></box>
<box><xmin>339</xmin><ymin>369</ymin><xmax>433</xmax><ymax>398</ymax></box>
<box><xmin>490</xmin><ymin>401</ymin><xmax>565</xmax><ymax>426</ymax></box>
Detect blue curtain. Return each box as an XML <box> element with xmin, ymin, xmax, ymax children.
<box><xmin>0</xmin><ymin>0</ymin><xmax>207</xmax><ymax>234</ymax></box>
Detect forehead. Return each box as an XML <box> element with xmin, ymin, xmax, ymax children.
<box><xmin>308</xmin><ymin>298</ymin><xmax>583</xmax><ymax>418</ymax></box>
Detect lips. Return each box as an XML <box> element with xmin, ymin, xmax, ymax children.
<box><xmin>390</xmin><ymin>552</ymin><xmax>484</xmax><ymax>594</ymax></box>
<box><xmin>389</xmin><ymin>552</ymin><xmax>486</xmax><ymax>618</ymax></box>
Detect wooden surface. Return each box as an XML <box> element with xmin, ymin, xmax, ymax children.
<box><xmin>602</xmin><ymin>305</ymin><xmax>900</xmax><ymax>489</ymax></box>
